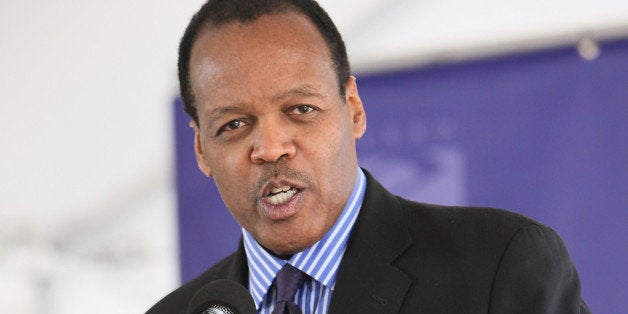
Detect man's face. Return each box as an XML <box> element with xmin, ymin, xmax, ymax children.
<box><xmin>188</xmin><ymin>12</ymin><xmax>366</xmax><ymax>256</ymax></box>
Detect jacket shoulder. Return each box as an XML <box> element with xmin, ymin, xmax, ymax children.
<box><xmin>398</xmin><ymin>198</ymin><xmax>542</xmax><ymax>233</ymax></box>
<box><xmin>396</xmin><ymin>198</ymin><xmax>552</xmax><ymax>255</ymax></box>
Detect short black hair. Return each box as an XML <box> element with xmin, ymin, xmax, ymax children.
<box><xmin>178</xmin><ymin>0</ymin><xmax>350</xmax><ymax>125</ymax></box>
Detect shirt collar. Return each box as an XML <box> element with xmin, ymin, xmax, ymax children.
<box><xmin>242</xmin><ymin>168</ymin><xmax>367</xmax><ymax>308</ymax></box>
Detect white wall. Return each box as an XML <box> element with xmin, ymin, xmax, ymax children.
<box><xmin>1</xmin><ymin>0</ymin><xmax>627</xmax><ymax>313</ymax></box>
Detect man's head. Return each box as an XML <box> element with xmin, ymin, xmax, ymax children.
<box><xmin>179</xmin><ymin>0</ymin><xmax>351</xmax><ymax>126</ymax></box>
<box><xmin>181</xmin><ymin>0</ymin><xmax>366</xmax><ymax>256</ymax></box>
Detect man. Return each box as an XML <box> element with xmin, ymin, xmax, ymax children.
<box><xmin>148</xmin><ymin>0</ymin><xmax>590</xmax><ymax>313</ymax></box>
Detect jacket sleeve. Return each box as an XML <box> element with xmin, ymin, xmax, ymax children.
<box><xmin>489</xmin><ymin>224</ymin><xmax>590</xmax><ymax>314</ymax></box>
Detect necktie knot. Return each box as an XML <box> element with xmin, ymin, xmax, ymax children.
<box><xmin>272</xmin><ymin>264</ymin><xmax>307</xmax><ymax>314</ymax></box>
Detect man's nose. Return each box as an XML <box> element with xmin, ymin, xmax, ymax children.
<box><xmin>250</xmin><ymin>120</ymin><xmax>296</xmax><ymax>164</ymax></box>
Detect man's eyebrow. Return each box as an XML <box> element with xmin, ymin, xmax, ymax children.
<box><xmin>203</xmin><ymin>85</ymin><xmax>323</xmax><ymax>127</ymax></box>
<box><xmin>208</xmin><ymin>105</ymin><xmax>242</xmax><ymax>117</ymax></box>
<box><xmin>272</xmin><ymin>84</ymin><xmax>325</xmax><ymax>102</ymax></box>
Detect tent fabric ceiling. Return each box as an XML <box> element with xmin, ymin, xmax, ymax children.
<box><xmin>319</xmin><ymin>0</ymin><xmax>628</xmax><ymax>72</ymax></box>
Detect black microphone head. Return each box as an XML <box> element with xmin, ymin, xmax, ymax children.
<box><xmin>187</xmin><ymin>279</ymin><xmax>256</xmax><ymax>314</ymax></box>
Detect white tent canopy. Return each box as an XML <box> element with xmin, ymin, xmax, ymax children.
<box><xmin>329</xmin><ymin>0</ymin><xmax>628</xmax><ymax>71</ymax></box>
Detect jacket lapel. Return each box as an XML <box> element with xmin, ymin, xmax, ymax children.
<box><xmin>222</xmin><ymin>239</ymin><xmax>249</xmax><ymax>286</ymax></box>
<box><xmin>328</xmin><ymin>171</ymin><xmax>412</xmax><ymax>313</ymax></box>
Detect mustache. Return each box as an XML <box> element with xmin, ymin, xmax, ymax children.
<box><xmin>252</xmin><ymin>160</ymin><xmax>311</xmax><ymax>197</ymax></box>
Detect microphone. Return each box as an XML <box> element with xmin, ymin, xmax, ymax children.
<box><xmin>187</xmin><ymin>279</ymin><xmax>256</xmax><ymax>314</ymax></box>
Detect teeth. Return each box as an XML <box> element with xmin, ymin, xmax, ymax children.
<box><xmin>267</xmin><ymin>188</ymin><xmax>296</xmax><ymax>205</ymax></box>
<box><xmin>270</xmin><ymin>185</ymin><xmax>292</xmax><ymax>194</ymax></box>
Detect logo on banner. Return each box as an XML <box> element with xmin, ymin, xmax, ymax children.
<box><xmin>359</xmin><ymin>117</ymin><xmax>466</xmax><ymax>205</ymax></box>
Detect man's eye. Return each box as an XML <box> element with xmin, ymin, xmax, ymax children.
<box><xmin>226</xmin><ymin>120</ymin><xmax>245</xmax><ymax>130</ymax></box>
<box><xmin>291</xmin><ymin>105</ymin><xmax>316</xmax><ymax>115</ymax></box>
<box><xmin>217</xmin><ymin>119</ymin><xmax>247</xmax><ymax>135</ymax></box>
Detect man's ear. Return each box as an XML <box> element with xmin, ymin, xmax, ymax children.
<box><xmin>345</xmin><ymin>76</ymin><xmax>367</xmax><ymax>139</ymax></box>
<box><xmin>190</xmin><ymin>120</ymin><xmax>212</xmax><ymax>177</ymax></box>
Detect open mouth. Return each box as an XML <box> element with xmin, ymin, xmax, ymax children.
<box><xmin>266</xmin><ymin>185</ymin><xmax>297</xmax><ymax>205</ymax></box>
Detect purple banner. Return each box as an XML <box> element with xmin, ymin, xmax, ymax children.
<box><xmin>175</xmin><ymin>38</ymin><xmax>628</xmax><ymax>313</ymax></box>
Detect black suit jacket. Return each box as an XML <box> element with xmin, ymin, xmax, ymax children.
<box><xmin>148</xmin><ymin>171</ymin><xmax>590</xmax><ymax>313</ymax></box>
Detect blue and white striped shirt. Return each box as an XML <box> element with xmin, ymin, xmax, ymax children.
<box><xmin>242</xmin><ymin>168</ymin><xmax>366</xmax><ymax>314</ymax></box>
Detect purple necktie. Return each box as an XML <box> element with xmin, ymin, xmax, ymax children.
<box><xmin>272</xmin><ymin>264</ymin><xmax>307</xmax><ymax>314</ymax></box>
